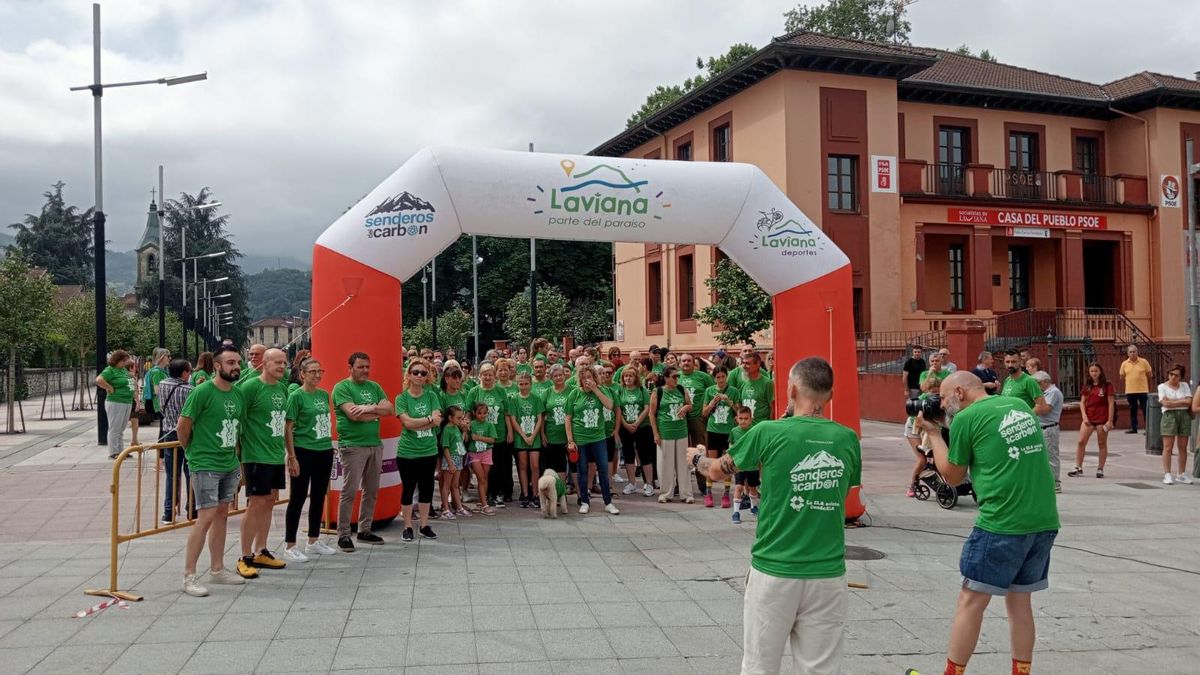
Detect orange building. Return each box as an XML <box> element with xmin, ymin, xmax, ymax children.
<box><xmin>591</xmin><ymin>31</ymin><xmax>1200</xmax><ymax>364</ymax></box>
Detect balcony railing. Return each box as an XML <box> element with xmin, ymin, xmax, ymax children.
<box><xmin>899</xmin><ymin>160</ymin><xmax>1150</xmax><ymax>207</ymax></box>
<box><xmin>924</xmin><ymin>163</ymin><xmax>967</xmax><ymax>196</ymax></box>
<box><xmin>993</xmin><ymin>169</ymin><xmax>1057</xmax><ymax>201</ymax></box>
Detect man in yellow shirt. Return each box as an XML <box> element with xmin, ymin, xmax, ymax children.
<box><xmin>1118</xmin><ymin>344</ymin><xmax>1152</xmax><ymax>434</ymax></box>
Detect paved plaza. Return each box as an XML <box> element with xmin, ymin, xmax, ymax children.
<box><xmin>0</xmin><ymin>411</ymin><xmax>1198</xmax><ymax>674</ymax></box>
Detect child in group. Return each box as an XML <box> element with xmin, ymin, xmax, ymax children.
<box><xmin>905</xmin><ymin>375</ymin><xmax>940</xmax><ymax>498</ymax></box>
<box><xmin>729</xmin><ymin>405</ymin><xmax>759</xmax><ymax>524</ymax></box>
<box><xmin>439</xmin><ymin>406</ymin><xmax>471</xmax><ymax>520</ymax></box>
<box><xmin>468</xmin><ymin>402</ymin><xmax>497</xmax><ymax>515</ymax></box>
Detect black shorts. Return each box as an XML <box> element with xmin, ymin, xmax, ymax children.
<box><xmin>706</xmin><ymin>431</ymin><xmax>729</xmax><ymax>454</ymax></box>
<box><xmin>541</xmin><ymin>443</ymin><xmax>568</xmax><ymax>474</ymax></box>
<box><xmin>243</xmin><ymin>462</ymin><xmax>286</xmax><ymax>496</ymax></box>
<box><xmin>736</xmin><ymin>470</ymin><xmax>760</xmax><ymax>488</ymax></box>
<box><xmin>619</xmin><ymin>425</ymin><xmax>656</xmax><ymax>466</ymax></box>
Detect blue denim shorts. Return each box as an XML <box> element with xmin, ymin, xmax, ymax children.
<box><xmin>192</xmin><ymin>469</ymin><xmax>240</xmax><ymax>510</ymax></box>
<box><xmin>959</xmin><ymin>527</ymin><xmax>1057</xmax><ymax>595</ymax></box>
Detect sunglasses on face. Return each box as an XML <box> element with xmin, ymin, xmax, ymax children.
<box><xmin>410</xmin><ymin>370</ymin><xmax>428</xmax><ymax>377</ymax></box>
<box><xmin>446</xmin><ymin>372</ymin><xmax>462</xmax><ymax>379</ymax></box>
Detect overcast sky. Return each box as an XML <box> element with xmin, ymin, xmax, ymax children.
<box><xmin>2</xmin><ymin>0</ymin><xmax>1198</xmax><ymax>262</ymax></box>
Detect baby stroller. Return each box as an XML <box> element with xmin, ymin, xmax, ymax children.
<box><xmin>913</xmin><ymin>448</ymin><xmax>975</xmax><ymax>509</ymax></box>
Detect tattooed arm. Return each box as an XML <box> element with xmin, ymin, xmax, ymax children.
<box><xmin>686</xmin><ymin>446</ymin><xmax>739</xmax><ymax>482</ymax></box>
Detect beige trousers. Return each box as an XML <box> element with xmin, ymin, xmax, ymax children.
<box><xmin>337</xmin><ymin>445</ymin><xmax>382</xmax><ymax>537</ymax></box>
<box><xmin>657</xmin><ymin>437</ymin><xmax>691</xmax><ymax>500</ymax></box>
<box><xmin>742</xmin><ymin>568</ymin><xmax>847</xmax><ymax>675</ymax></box>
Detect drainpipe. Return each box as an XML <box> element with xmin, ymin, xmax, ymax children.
<box><xmin>1109</xmin><ymin>106</ymin><xmax>1156</xmax><ymax>337</ymax></box>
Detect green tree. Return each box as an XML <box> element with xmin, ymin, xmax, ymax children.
<box><xmin>569</xmin><ymin>296</ymin><xmax>613</xmax><ymax>345</ymax></box>
<box><xmin>783</xmin><ymin>0</ymin><xmax>911</xmax><ymax>44</ymax></box>
<box><xmin>626</xmin><ymin>43</ymin><xmax>758</xmax><ymax>128</ymax></box>
<box><xmin>696</xmin><ymin>258</ymin><xmax>772</xmax><ymax>347</ymax></box>
<box><xmin>953</xmin><ymin>44</ymin><xmax>997</xmax><ymax>62</ymax></box>
<box><xmin>504</xmin><ymin>285</ymin><xmax>571</xmax><ymax>350</ymax></box>
<box><xmin>403</xmin><ymin>319</ymin><xmax>433</xmax><ymax>351</ymax></box>
<box><xmin>245</xmin><ymin>268</ymin><xmax>311</xmax><ymax>320</ymax></box>
<box><xmin>0</xmin><ymin>253</ymin><xmax>56</xmax><ymax>431</ymax></box>
<box><xmin>435</xmin><ymin>308</ymin><xmax>473</xmax><ymax>354</ymax></box>
<box><xmin>8</xmin><ymin>182</ymin><xmax>94</xmax><ymax>285</ymax></box>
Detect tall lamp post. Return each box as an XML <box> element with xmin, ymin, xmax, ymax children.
<box><xmin>182</xmin><ymin>252</ymin><xmax>226</xmax><ymax>355</ymax></box>
<box><xmin>197</xmin><ymin>276</ymin><xmax>229</xmax><ymax>355</ymax></box>
<box><xmin>70</xmin><ymin>2</ymin><xmax>206</xmax><ymax>444</ymax></box>
<box><xmin>156</xmin><ymin>172</ymin><xmax>219</xmax><ymax>350</ymax></box>
<box><xmin>472</xmin><ymin>238</ymin><xmax>482</xmax><ymax>361</ymax></box>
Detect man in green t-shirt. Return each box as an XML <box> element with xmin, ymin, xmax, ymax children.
<box><xmin>689</xmin><ymin>357</ymin><xmax>861</xmax><ymax>674</ymax></box>
<box><xmin>331</xmin><ymin>352</ymin><xmax>392</xmax><ymax>553</ymax></box>
<box><xmin>917</xmin><ymin>371</ymin><xmax>1060</xmax><ymax>675</ymax></box>
<box><xmin>736</xmin><ymin>351</ymin><xmax>775</xmax><ymax>425</ymax></box>
<box><xmin>237</xmin><ymin>348</ymin><xmax>291</xmax><ymax>576</ymax></box>
<box><xmin>176</xmin><ymin>346</ymin><xmax>249</xmax><ymax>597</ymax></box>
<box><xmin>999</xmin><ymin>349</ymin><xmax>1049</xmax><ymax>415</ymax></box>
<box><xmin>237</xmin><ymin>343</ymin><xmax>267</xmax><ymax>385</ymax></box>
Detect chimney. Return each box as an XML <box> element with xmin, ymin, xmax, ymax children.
<box><xmin>1194</xmin><ymin>70</ymin><xmax>1200</xmax><ymax>82</ymax></box>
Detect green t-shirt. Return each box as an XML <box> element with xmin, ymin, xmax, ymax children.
<box><xmin>738</xmin><ymin>372</ymin><xmax>775</xmax><ymax>425</ymax></box>
<box><xmin>651</xmin><ymin>362</ymin><xmax>665</xmax><ymax>375</ymax></box>
<box><xmin>919</xmin><ymin>368</ymin><xmax>951</xmax><ymax>384</ymax></box>
<box><xmin>566</xmin><ymin>388</ymin><xmax>607</xmax><ymax>445</ymax></box>
<box><xmin>189</xmin><ymin>370</ymin><xmax>210</xmax><ymax>387</ymax></box>
<box><xmin>465</xmin><ymin>385</ymin><xmax>507</xmax><ymax>430</ymax></box>
<box><xmin>440</xmin><ymin>424</ymin><xmax>467</xmax><ymax>458</ymax></box>
<box><xmin>179</xmin><ymin>381</ymin><xmax>243</xmax><ymax>473</ymax></box>
<box><xmin>440</xmin><ymin>388</ymin><xmax>468</xmax><ymax>417</ymax></box>
<box><xmin>616</xmin><ymin>386</ymin><xmax>650</xmax><ymax>428</ymax></box>
<box><xmin>99</xmin><ymin>365</ymin><xmax>135</xmax><ymax>404</ymax></box>
<box><xmin>728</xmin><ymin>366</ymin><xmax>746</xmax><ymax>389</ymax></box>
<box><xmin>286</xmin><ymin>386</ymin><xmax>333</xmax><ymax>451</ymax></box>
<box><xmin>654</xmin><ymin>385</ymin><xmax>689</xmax><ymax>441</ymax></box>
<box><xmin>540</xmin><ymin>386</ymin><xmax>571</xmax><ymax>444</ymax></box>
<box><xmin>516</xmin><ymin>362</ymin><xmax>533</xmax><ymax>377</ymax></box>
<box><xmin>394</xmin><ymin>388</ymin><xmax>443</xmax><ymax>458</ymax></box>
<box><xmin>238</xmin><ymin>377</ymin><xmax>289</xmax><ymax>465</ymax></box>
<box><xmin>728</xmin><ymin>416</ymin><xmax>862</xmax><ymax>579</ymax></box>
<box><xmin>1000</xmin><ymin>372</ymin><xmax>1042</xmax><ymax>409</ymax></box>
<box><xmin>532</xmin><ymin>379</ymin><xmax>553</xmax><ymax>398</ymax></box>
<box><xmin>600</xmin><ymin>383</ymin><xmax>618</xmax><ymax>435</ymax></box>
<box><xmin>332</xmin><ymin>378</ymin><xmax>387</xmax><ymax>448</ymax></box>
<box><xmin>948</xmin><ymin>396</ymin><xmax>1060</xmax><ymax>535</ymax></box>
<box><xmin>678</xmin><ymin>370</ymin><xmax>715</xmax><ymax>419</ymax></box>
<box><xmin>237</xmin><ymin>364</ymin><xmax>261</xmax><ymax>386</ymax></box>
<box><xmin>146</xmin><ymin>366</ymin><xmax>168</xmax><ymax>407</ymax></box>
<box><xmin>555</xmin><ymin>475</ymin><xmax>566</xmax><ymax>498</ymax></box>
<box><xmin>703</xmin><ymin>384</ymin><xmax>743</xmax><ymax>435</ymax></box>
<box><xmin>728</xmin><ymin>424</ymin><xmax>748</xmax><ymax>448</ymax></box>
<box><xmin>507</xmin><ymin>393</ymin><xmax>545</xmax><ymax>450</ymax></box>
<box><xmin>469</xmin><ymin>420</ymin><xmax>497</xmax><ymax>453</ymax></box>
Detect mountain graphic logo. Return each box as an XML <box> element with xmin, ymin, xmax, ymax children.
<box><xmin>367</xmin><ymin>191</ymin><xmax>436</xmax><ymax>216</ymax></box>
<box><xmin>790</xmin><ymin>450</ymin><xmax>845</xmax><ymax>473</ymax></box>
<box><xmin>748</xmin><ymin>206</ymin><xmax>823</xmax><ymax>253</ymax></box>
<box><xmin>999</xmin><ymin>409</ymin><xmax>1030</xmax><ymax>430</ymax></box>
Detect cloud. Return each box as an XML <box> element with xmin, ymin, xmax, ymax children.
<box><xmin>2</xmin><ymin>0</ymin><xmax>1198</xmax><ymax>261</ymax></box>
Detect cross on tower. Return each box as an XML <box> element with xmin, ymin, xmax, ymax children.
<box><xmin>150</xmin><ymin>187</ymin><xmax>157</xmax><ymax>204</ymax></box>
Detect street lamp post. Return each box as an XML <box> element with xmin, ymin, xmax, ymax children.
<box><xmin>70</xmin><ymin>2</ymin><xmax>206</xmax><ymax>444</ymax></box>
<box><xmin>165</xmin><ymin>200</ymin><xmax>221</xmax><ymax>359</ymax></box>
<box><xmin>472</xmin><ymin>236</ymin><xmax>481</xmax><ymax>361</ymax></box>
<box><xmin>182</xmin><ymin>251</ymin><xmax>226</xmax><ymax>351</ymax></box>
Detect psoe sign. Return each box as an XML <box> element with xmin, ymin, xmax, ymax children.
<box><xmin>947</xmin><ymin>207</ymin><xmax>1107</xmax><ymax>230</ymax></box>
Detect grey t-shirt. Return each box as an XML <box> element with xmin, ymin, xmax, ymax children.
<box><xmin>1039</xmin><ymin>385</ymin><xmax>1063</xmax><ymax>425</ymax></box>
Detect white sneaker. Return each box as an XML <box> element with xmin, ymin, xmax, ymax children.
<box><xmin>183</xmin><ymin>574</ymin><xmax>209</xmax><ymax>597</ymax></box>
<box><xmin>643</xmin><ymin>483</ymin><xmax>654</xmax><ymax>497</ymax></box>
<box><xmin>1177</xmin><ymin>473</ymin><xmax>1194</xmax><ymax>485</ymax></box>
<box><xmin>605</xmin><ymin>503</ymin><xmax>620</xmax><ymax>515</ymax></box>
<box><xmin>622</xmin><ymin>483</ymin><xmax>637</xmax><ymax>496</ymax></box>
<box><xmin>579</xmin><ymin>503</ymin><xmax>590</xmax><ymax>514</ymax></box>
<box><xmin>612</xmin><ymin>473</ymin><xmax>627</xmax><ymax>484</ymax></box>
<box><xmin>306</xmin><ymin>540</ymin><xmax>337</xmax><ymax>556</ymax></box>
<box><xmin>1163</xmin><ymin>473</ymin><xmax>1175</xmax><ymax>485</ymax></box>
<box><xmin>282</xmin><ymin>547</ymin><xmax>309</xmax><ymax>563</ymax></box>
<box><xmin>207</xmin><ymin>567</ymin><xmax>246</xmax><ymax>586</ymax></box>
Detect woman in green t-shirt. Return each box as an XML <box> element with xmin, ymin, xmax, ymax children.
<box><xmin>616</xmin><ymin>367</ymin><xmax>655</xmax><ymax>496</ymax></box>
<box><xmin>282</xmin><ymin>358</ymin><xmax>336</xmax><ymax>561</ymax></box>
<box><xmin>565</xmin><ymin>366</ymin><xmax>617</xmax><ymax>514</ymax></box>
<box><xmin>539</xmin><ymin>363</ymin><xmax>572</xmax><ymax>488</ymax></box>
<box><xmin>95</xmin><ymin>349</ymin><xmax>136</xmax><ymax>458</ymax></box>
<box><xmin>394</xmin><ymin>358</ymin><xmax>443</xmax><ymax>543</ymax></box>
<box><xmin>492</xmin><ymin>358</ymin><xmax>519</xmax><ymax>505</ymax></box>
<box><xmin>650</xmin><ymin>365</ymin><xmax>694</xmax><ymax>504</ymax></box>
<box><xmin>440</xmin><ymin>363</ymin><xmax>468</xmax><ymax>415</ymax></box>
<box><xmin>598</xmin><ymin>363</ymin><xmax>622</xmax><ymax>493</ymax></box>
<box><xmin>190</xmin><ymin>351</ymin><xmax>214</xmax><ymax>387</ymax></box>
<box><xmin>701</xmin><ymin>366</ymin><xmax>742</xmax><ymax>507</ymax></box>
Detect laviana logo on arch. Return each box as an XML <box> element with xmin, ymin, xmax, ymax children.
<box><xmin>529</xmin><ymin>159</ymin><xmax>669</xmax><ymax>232</ymax></box>
<box><xmin>363</xmin><ymin>191</ymin><xmax>436</xmax><ymax>239</ymax></box>
<box><xmin>749</xmin><ymin>207</ymin><xmax>825</xmax><ymax>257</ymax></box>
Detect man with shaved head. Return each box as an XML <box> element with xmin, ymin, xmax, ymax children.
<box><xmin>236</xmin><ymin>347</ymin><xmax>292</xmax><ymax>576</ymax></box>
<box><xmin>916</xmin><ymin>371</ymin><xmax>1059</xmax><ymax>675</ymax></box>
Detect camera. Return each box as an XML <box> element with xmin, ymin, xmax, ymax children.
<box><xmin>905</xmin><ymin>394</ymin><xmax>944</xmax><ymax>421</ymax></box>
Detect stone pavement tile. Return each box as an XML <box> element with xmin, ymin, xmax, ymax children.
<box><xmin>589</xmin><ymin>537</ymin><xmax>637</xmax><ymax>553</ymax></box>
<box><xmin>531</xmin><ymin>602</ymin><xmax>597</xmax><ymax>630</ymax></box>
<box><xmin>342</xmin><ymin>608</ymin><xmax>408</xmax><ymax>637</ymax></box>
<box><xmin>685</xmin><ymin>655</ymin><xmax>741</xmax><ymax>671</ymax></box>
<box><xmin>305</xmin><ymin>568</ymin><xmax>365</xmax><ymax>588</ymax></box>
<box><xmin>616</xmin><ymin>656</ymin><xmax>694</xmax><ymax>675</ymax></box>
<box><xmin>551</xmin><ymin>537</ymin><xmax>596</xmax><ymax>553</ymax></box>
<box><xmin>360</xmin><ymin>566</ymin><xmax>416</xmax><ymax>586</ymax></box>
<box><xmin>0</xmin><ymin>576</ymin><xmax>35</xmax><ymax>596</ymax></box>
<box><xmin>162</xmin><ymin>593</ymin><xmax>238</xmax><ymax>616</ymax></box>
<box><xmin>518</xmin><ymin>563</ymin><xmax>569</xmax><ymax>582</ymax></box>
<box><xmin>675</xmin><ymin>580</ymin><xmax>740</xmax><ymax>602</ymax></box>
<box><xmin>226</xmin><ymin>588</ymin><xmax>298</xmax><ymax>614</ymax></box>
<box><xmin>466</xmin><ymin>564</ymin><xmax>519</xmax><ymax>584</ymax></box>
<box><xmin>0</xmin><ymin>646</ymin><xmax>54</xmax><ymax>673</ymax></box>
<box><xmin>256</xmin><ymin>636</ymin><xmax>339</xmax><ymax>672</ymax></box>
<box><xmin>290</xmin><ymin>586</ymin><xmax>356</xmax><ymax>611</ymax></box>
<box><xmin>600</xmin><ymin>550</ymin><xmax>656</xmax><ymax>566</ymax></box>
<box><xmin>0</xmin><ymin>619</ymin><xmax>20</xmax><ymax>640</ymax></box>
<box><xmin>415</xmin><ymin>564</ymin><xmax>466</xmax><ymax>585</ymax></box>
<box><xmin>477</xmin><ymin>661</ymin><xmax>552</xmax><ymax>675</ymax></box>
<box><xmin>539</xmin><ymin>627</ymin><xmax>615</xmax><ymax>660</ymax></box>
<box><xmin>557</xmin><ymin>551</ymin><xmax>602</xmax><ymax>567</ymax></box>
<box><xmin>405</xmin><ymin>630</ymin><xmax>476</xmax><ymax>666</ymax></box>
<box><xmin>695</xmin><ymin>599</ymin><xmax>742</xmax><ymax>627</ymax></box>
<box><xmin>180</xmin><ymin>638</ymin><xmax>269</xmax><ymax>674</ymax></box>
<box><xmin>612</xmin><ymin>566</ymin><xmax>670</xmax><ymax>584</ymax></box>
<box><xmin>622</xmin><ymin>581</ymin><xmax>689</xmax><ymax>602</ymax></box>
<box><xmin>409</xmin><ymin>605</ymin><xmax>473</xmax><ymax>634</ymax></box>
<box><xmin>28</xmin><ymin>641</ymin><xmax>127</xmax><ymax>674</ymax></box>
<box><xmin>0</xmin><ymin>617</ymin><xmax>83</xmax><ymax>648</ymax></box>
<box><xmin>0</xmin><ymin>594</ymin><xmax>58</xmax><ymax>621</ymax></box>
<box><xmin>351</xmin><ymin>583</ymin><xmax>414</xmax><ymax>610</ymax></box>
<box><xmin>854</xmin><ymin>589</ymin><xmax>942</xmax><ymax>620</ymax></box>
<box><xmin>576</xmin><ymin>581</ymin><xmax>636</xmax><ymax>603</ymax></box>
<box><xmin>472</xmin><ymin>604</ymin><xmax>536</xmax><ymax>632</ymax></box>
<box><xmin>602</xmin><ymin>626</ymin><xmax>679</xmax><ymax>659</ymax></box>
<box><xmin>207</xmin><ymin>610</ymin><xmax>286</xmax><ymax>641</ymax></box>
<box><xmin>137</xmin><ymin>611</ymin><xmax>222</xmax><ymax>643</ymax></box>
<box><xmin>107</xmin><ymin>640</ymin><xmax>200</xmax><ymax>673</ymax></box>
<box><xmin>662</xmin><ymin>625</ymin><xmax>741</xmax><ymax>658</ymax></box>
<box><xmin>468</xmin><ymin>583</ymin><xmax>526</xmax><ymax>606</ymax></box>
<box><xmin>548</xmin><ymin>658</ymin><xmax>623</xmax><ymax>675</ymax></box>
<box><xmin>69</xmin><ymin>613</ymin><xmax>155</xmax><ymax>645</ymax></box>
<box><xmin>847</xmin><ymin>618</ymin><xmax>937</xmax><ymax>656</ymax></box>
<box><xmin>405</xmin><ymin>664</ymin><xmax>479</xmax><ymax>675</ymax></box>
<box><xmin>276</xmin><ymin>608</ymin><xmax>350</xmax><ymax>639</ymax></box>
<box><xmin>657</xmin><ymin>563</ymin><xmax>715</xmax><ymax>582</ymax></box>
<box><xmin>333</xmin><ymin>635</ymin><xmax>406</xmax><ymax>670</ymax></box>
<box><xmin>567</xmin><ymin>565</ymin><xmax>620</xmax><ymax>584</ymax></box>
<box><xmin>589</xmin><ymin>602</ymin><xmax>655</xmax><ymax>628</ymax></box>
<box><xmin>523</xmin><ymin>581</ymin><xmax>582</xmax><ymax>605</ymax></box>
<box><xmin>411</xmin><ymin>583</ymin><xmax>470</xmax><ymax>608</ymax></box>
<box><xmin>640</xmin><ymin>600</ymin><xmax>714</xmax><ymax>627</ymax></box>
<box><xmin>841</xmin><ymin>654</ymin><xmax>920</xmax><ymax>674</ymax></box>
<box><xmin>473</xmin><ymin>629</ymin><xmax>547</xmax><ymax>663</ymax></box>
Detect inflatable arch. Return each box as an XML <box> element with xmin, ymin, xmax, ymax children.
<box><xmin>312</xmin><ymin>147</ymin><xmax>860</xmax><ymax>523</ymax></box>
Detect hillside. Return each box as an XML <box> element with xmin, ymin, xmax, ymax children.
<box><xmin>246</xmin><ymin>267</ymin><xmax>311</xmax><ymax>320</ymax></box>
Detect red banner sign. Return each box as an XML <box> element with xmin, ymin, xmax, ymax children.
<box><xmin>947</xmin><ymin>207</ymin><xmax>1107</xmax><ymax>230</ymax></box>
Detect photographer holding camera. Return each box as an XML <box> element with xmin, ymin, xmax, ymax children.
<box><xmin>915</xmin><ymin>371</ymin><xmax>1059</xmax><ymax>675</ymax></box>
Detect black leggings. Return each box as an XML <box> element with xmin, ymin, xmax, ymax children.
<box><xmin>398</xmin><ymin>455</ymin><xmax>438</xmax><ymax>506</ymax></box>
<box><xmin>619</xmin><ymin>425</ymin><xmax>656</xmax><ymax>466</ymax></box>
<box><xmin>489</xmin><ymin>442</ymin><xmax>515</xmax><ymax>500</ymax></box>
<box><xmin>285</xmin><ymin>447</ymin><xmax>333</xmax><ymax>543</ymax></box>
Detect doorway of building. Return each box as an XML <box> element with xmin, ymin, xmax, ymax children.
<box><xmin>1082</xmin><ymin>240</ymin><xmax>1119</xmax><ymax>308</ymax></box>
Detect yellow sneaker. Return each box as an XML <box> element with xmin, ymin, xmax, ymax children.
<box><xmin>236</xmin><ymin>559</ymin><xmax>259</xmax><ymax>579</ymax></box>
<box><xmin>251</xmin><ymin>550</ymin><xmax>286</xmax><ymax>570</ymax></box>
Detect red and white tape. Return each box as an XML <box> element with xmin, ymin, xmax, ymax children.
<box><xmin>73</xmin><ymin>598</ymin><xmax>129</xmax><ymax>618</ymax></box>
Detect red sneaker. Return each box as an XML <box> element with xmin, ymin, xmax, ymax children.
<box><xmin>703</xmin><ymin>493</ymin><xmax>714</xmax><ymax>508</ymax></box>
<box><xmin>720</xmin><ymin>493</ymin><xmax>731</xmax><ymax>508</ymax></box>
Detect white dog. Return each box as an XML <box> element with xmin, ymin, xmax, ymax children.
<box><xmin>537</xmin><ymin>469</ymin><xmax>567</xmax><ymax>518</ymax></box>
